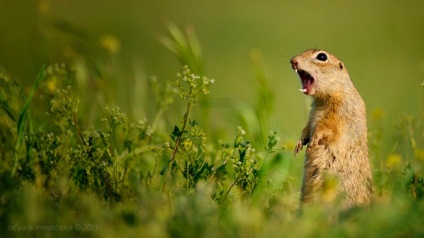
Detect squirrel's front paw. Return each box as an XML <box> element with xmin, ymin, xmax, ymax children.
<box><xmin>294</xmin><ymin>140</ymin><xmax>303</xmax><ymax>156</ymax></box>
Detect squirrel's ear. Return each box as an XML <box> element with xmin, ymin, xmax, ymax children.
<box><xmin>339</xmin><ymin>62</ymin><xmax>344</xmax><ymax>70</ymax></box>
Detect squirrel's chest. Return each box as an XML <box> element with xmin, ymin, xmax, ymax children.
<box><xmin>309</xmin><ymin>109</ymin><xmax>327</xmax><ymax>135</ymax></box>
<box><xmin>308</xmin><ymin>107</ymin><xmax>343</xmax><ymax>144</ymax></box>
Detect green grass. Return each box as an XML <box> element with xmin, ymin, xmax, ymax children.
<box><xmin>1</xmin><ymin>3</ymin><xmax>424</xmax><ymax>237</ymax></box>
<box><xmin>0</xmin><ymin>61</ymin><xmax>423</xmax><ymax>237</ymax></box>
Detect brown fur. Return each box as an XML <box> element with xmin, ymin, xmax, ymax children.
<box><xmin>291</xmin><ymin>49</ymin><xmax>372</xmax><ymax>209</ymax></box>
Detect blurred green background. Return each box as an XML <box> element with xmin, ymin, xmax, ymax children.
<box><xmin>0</xmin><ymin>0</ymin><xmax>423</xmax><ymax>144</ymax></box>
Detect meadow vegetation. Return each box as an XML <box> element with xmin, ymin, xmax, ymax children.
<box><xmin>1</xmin><ymin>23</ymin><xmax>424</xmax><ymax>238</ymax></box>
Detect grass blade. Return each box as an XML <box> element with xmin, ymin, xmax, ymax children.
<box><xmin>13</xmin><ymin>64</ymin><xmax>46</xmax><ymax>174</ymax></box>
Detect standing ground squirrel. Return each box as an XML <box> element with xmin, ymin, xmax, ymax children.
<box><xmin>290</xmin><ymin>49</ymin><xmax>372</xmax><ymax>209</ymax></box>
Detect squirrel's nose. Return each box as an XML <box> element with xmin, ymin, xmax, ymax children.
<box><xmin>290</xmin><ymin>58</ymin><xmax>298</xmax><ymax>70</ymax></box>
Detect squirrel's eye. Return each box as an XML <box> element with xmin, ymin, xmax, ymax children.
<box><xmin>316</xmin><ymin>53</ymin><xmax>327</xmax><ymax>61</ymax></box>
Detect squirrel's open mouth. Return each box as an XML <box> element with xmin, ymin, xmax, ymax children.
<box><xmin>296</xmin><ymin>69</ymin><xmax>314</xmax><ymax>95</ymax></box>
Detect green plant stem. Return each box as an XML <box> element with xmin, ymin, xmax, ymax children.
<box><xmin>261</xmin><ymin>151</ymin><xmax>270</xmax><ymax>171</ymax></box>
<box><xmin>219</xmin><ymin>174</ymin><xmax>241</xmax><ymax>210</ymax></box>
<box><xmin>411</xmin><ymin>173</ymin><xmax>420</xmax><ymax>200</ymax></box>
<box><xmin>73</xmin><ymin>113</ymin><xmax>86</xmax><ymax>145</ymax></box>
<box><xmin>218</xmin><ymin>135</ymin><xmax>243</xmax><ymax>206</ymax></box>
<box><xmin>161</xmin><ymin>101</ymin><xmax>192</xmax><ymax>191</ymax></box>
<box><xmin>0</xmin><ymin>99</ymin><xmax>17</xmax><ymax>122</ymax></box>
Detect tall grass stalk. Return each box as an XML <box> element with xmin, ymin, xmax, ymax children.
<box><xmin>13</xmin><ymin>65</ymin><xmax>46</xmax><ymax>175</ymax></box>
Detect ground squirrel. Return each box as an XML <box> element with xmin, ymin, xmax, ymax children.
<box><xmin>290</xmin><ymin>49</ymin><xmax>372</xmax><ymax>209</ymax></box>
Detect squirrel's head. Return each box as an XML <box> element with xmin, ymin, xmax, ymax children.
<box><xmin>290</xmin><ymin>49</ymin><xmax>352</xmax><ymax>98</ymax></box>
